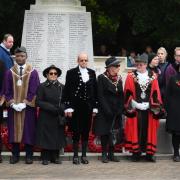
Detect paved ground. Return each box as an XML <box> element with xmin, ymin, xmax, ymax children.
<box><xmin>0</xmin><ymin>153</ymin><xmax>180</xmax><ymax>180</ymax></box>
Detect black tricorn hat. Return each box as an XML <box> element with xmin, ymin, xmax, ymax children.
<box><xmin>43</xmin><ymin>65</ymin><xmax>62</xmax><ymax>78</ymax></box>
<box><xmin>105</xmin><ymin>56</ymin><xmax>120</xmax><ymax>68</ymax></box>
<box><xmin>135</xmin><ymin>54</ymin><xmax>148</xmax><ymax>63</ymax></box>
<box><xmin>14</xmin><ymin>46</ymin><xmax>27</xmax><ymax>54</ymax></box>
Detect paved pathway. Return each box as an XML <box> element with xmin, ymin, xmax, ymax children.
<box><xmin>0</xmin><ymin>157</ymin><xmax>180</xmax><ymax>180</ymax></box>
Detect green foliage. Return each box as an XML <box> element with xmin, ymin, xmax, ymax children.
<box><xmin>0</xmin><ymin>0</ymin><xmax>179</xmax><ymax>53</ymax></box>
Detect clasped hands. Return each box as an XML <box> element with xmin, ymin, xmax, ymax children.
<box><xmin>11</xmin><ymin>103</ymin><xmax>26</xmax><ymax>112</ymax></box>
<box><xmin>131</xmin><ymin>99</ymin><xmax>149</xmax><ymax>111</ymax></box>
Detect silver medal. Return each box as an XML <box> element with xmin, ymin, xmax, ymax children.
<box><xmin>141</xmin><ymin>92</ymin><xmax>146</xmax><ymax>99</ymax></box>
<box><xmin>17</xmin><ymin>79</ymin><xmax>22</xmax><ymax>86</ymax></box>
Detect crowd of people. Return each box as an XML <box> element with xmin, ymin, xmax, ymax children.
<box><xmin>0</xmin><ymin>33</ymin><xmax>180</xmax><ymax>166</ymax></box>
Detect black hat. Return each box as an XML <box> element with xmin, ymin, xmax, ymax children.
<box><xmin>148</xmin><ymin>53</ymin><xmax>157</xmax><ymax>64</ymax></box>
<box><xmin>43</xmin><ymin>65</ymin><xmax>62</xmax><ymax>77</ymax></box>
<box><xmin>14</xmin><ymin>46</ymin><xmax>27</xmax><ymax>54</ymax></box>
<box><xmin>105</xmin><ymin>56</ymin><xmax>120</xmax><ymax>68</ymax></box>
<box><xmin>135</xmin><ymin>54</ymin><xmax>148</xmax><ymax>63</ymax></box>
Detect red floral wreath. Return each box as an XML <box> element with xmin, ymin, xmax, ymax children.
<box><xmin>88</xmin><ymin>132</ymin><xmax>123</xmax><ymax>153</ymax></box>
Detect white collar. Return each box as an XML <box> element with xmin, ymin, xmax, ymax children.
<box><xmin>17</xmin><ymin>64</ymin><xmax>26</xmax><ymax>70</ymax></box>
<box><xmin>137</xmin><ymin>70</ymin><xmax>148</xmax><ymax>76</ymax></box>
<box><xmin>79</xmin><ymin>66</ymin><xmax>88</xmax><ymax>73</ymax></box>
<box><xmin>137</xmin><ymin>70</ymin><xmax>149</xmax><ymax>85</ymax></box>
<box><xmin>0</xmin><ymin>43</ymin><xmax>10</xmax><ymax>52</ymax></box>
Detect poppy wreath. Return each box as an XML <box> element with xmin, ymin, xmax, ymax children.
<box><xmin>64</xmin><ymin>130</ymin><xmax>73</xmax><ymax>152</ymax></box>
<box><xmin>88</xmin><ymin>132</ymin><xmax>123</xmax><ymax>152</ymax></box>
<box><xmin>1</xmin><ymin>126</ymin><xmax>24</xmax><ymax>151</ymax></box>
<box><xmin>1</xmin><ymin>126</ymin><xmax>42</xmax><ymax>152</ymax></box>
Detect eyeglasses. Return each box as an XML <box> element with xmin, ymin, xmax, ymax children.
<box><xmin>79</xmin><ymin>59</ymin><xmax>88</xmax><ymax>62</ymax></box>
<box><xmin>49</xmin><ymin>72</ymin><xmax>58</xmax><ymax>76</ymax></box>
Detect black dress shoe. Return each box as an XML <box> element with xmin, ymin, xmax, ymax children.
<box><xmin>42</xmin><ymin>160</ymin><xmax>49</xmax><ymax>165</ymax></box>
<box><xmin>25</xmin><ymin>158</ymin><xmax>33</xmax><ymax>164</ymax></box>
<box><xmin>81</xmin><ymin>157</ymin><xmax>89</xmax><ymax>164</ymax></box>
<box><xmin>73</xmin><ymin>157</ymin><xmax>80</xmax><ymax>165</ymax></box>
<box><xmin>146</xmin><ymin>154</ymin><xmax>156</xmax><ymax>162</ymax></box>
<box><xmin>173</xmin><ymin>156</ymin><xmax>180</xmax><ymax>162</ymax></box>
<box><xmin>108</xmin><ymin>153</ymin><xmax>120</xmax><ymax>162</ymax></box>
<box><xmin>10</xmin><ymin>156</ymin><xmax>19</xmax><ymax>164</ymax></box>
<box><xmin>102</xmin><ymin>154</ymin><xmax>109</xmax><ymax>163</ymax></box>
<box><xmin>51</xmin><ymin>158</ymin><xmax>62</xmax><ymax>164</ymax></box>
<box><xmin>131</xmin><ymin>153</ymin><xmax>140</xmax><ymax>162</ymax></box>
<box><xmin>0</xmin><ymin>155</ymin><xmax>2</xmax><ymax>163</ymax></box>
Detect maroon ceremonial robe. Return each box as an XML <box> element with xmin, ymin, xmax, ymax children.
<box><xmin>124</xmin><ymin>71</ymin><xmax>163</xmax><ymax>155</ymax></box>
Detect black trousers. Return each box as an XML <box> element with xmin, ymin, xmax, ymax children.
<box><xmin>172</xmin><ymin>134</ymin><xmax>180</xmax><ymax>156</ymax></box>
<box><xmin>101</xmin><ymin>134</ymin><xmax>115</xmax><ymax>154</ymax></box>
<box><xmin>72</xmin><ymin>102</ymin><xmax>92</xmax><ymax>158</ymax></box>
<box><xmin>12</xmin><ymin>143</ymin><xmax>33</xmax><ymax>158</ymax></box>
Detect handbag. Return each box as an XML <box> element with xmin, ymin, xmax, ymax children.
<box><xmin>58</xmin><ymin>84</ymin><xmax>66</xmax><ymax>126</ymax></box>
<box><xmin>109</xmin><ymin>115</ymin><xmax>124</xmax><ymax>146</ymax></box>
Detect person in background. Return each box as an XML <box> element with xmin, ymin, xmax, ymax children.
<box><xmin>63</xmin><ymin>52</ymin><xmax>98</xmax><ymax>165</ymax></box>
<box><xmin>5</xmin><ymin>46</ymin><xmax>40</xmax><ymax>164</ymax></box>
<box><xmin>147</xmin><ymin>54</ymin><xmax>161</xmax><ymax>76</ymax></box>
<box><xmin>96</xmin><ymin>44</ymin><xmax>110</xmax><ymax>56</ymax></box>
<box><xmin>142</xmin><ymin>45</ymin><xmax>154</xmax><ymax>57</ymax></box>
<box><xmin>93</xmin><ymin>56</ymin><xmax>124</xmax><ymax>163</ymax></box>
<box><xmin>157</xmin><ymin>47</ymin><xmax>169</xmax><ymax>102</ymax></box>
<box><xmin>166</xmin><ymin>66</ymin><xmax>180</xmax><ymax>162</ymax></box>
<box><xmin>165</xmin><ymin>47</ymin><xmax>180</xmax><ymax>86</ymax></box>
<box><xmin>36</xmin><ymin>65</ymin><xmax>66</xmax><ymax>165</ymax></box>
<box><xmin>124</xmin><ymin>54</ymin><xmax>163</xmax><ymax>162</ymax></box>
<box><xmin>127</xmin><ymin>50</ymin><xmax>136</xmax><ymax>67</ymax></box>
<box><xmin>0</xmin><ymin>34</ymin><xmax>14</xmax><ymax>69</ymax></box>
<box><xmin>0</xmin><ymin>33</ymin><xmax>14</xmax><ymax>162</ymax></box>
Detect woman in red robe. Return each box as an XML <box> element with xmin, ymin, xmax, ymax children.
<box><xmin>124</xmin><ymin>54</ymin><xmax>164</xmax><ymax>162</ymax></box>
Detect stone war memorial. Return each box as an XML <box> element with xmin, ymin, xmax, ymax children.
<box><xmin>21</xmin><ymin>0</ymin><xmax>94</xmax><ymax>82</ymax></box>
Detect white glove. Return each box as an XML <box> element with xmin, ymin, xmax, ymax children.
<box><xmin>142</xmin><ymin>102</ymin><xmax>149</xmax><ymax>110</ymax></box>
<box><xmin>137</xmin><ymin>102</ymin><xmax>149</xmax><ymax>110</ymax></box>
<box><xmin>16</xmin><ymin>103</ymin><xmax>26</xmax><ymax>111</ymax></box>
<box><xmin>11</xmin><ymin>103</ymin><xmax>22</xmax><ymax>112</ymax></box>
<box><xmin>131</xmin><ymin>100</ymin><xmax>142</xmax><ymax>110</ymax></box>
<box><xmin>131</xmin><ymin>100</ymin><xmax>149</xmax><ymax>110</ymax></box>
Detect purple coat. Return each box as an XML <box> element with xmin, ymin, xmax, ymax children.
<box><xmin>5</xmin><ymin>65</ymin><xmax>40</xmax><ymax>144</ymax></box>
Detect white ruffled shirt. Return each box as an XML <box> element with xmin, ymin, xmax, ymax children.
<box><xmin>79</xmin><ymin>66</ymin><xmax>89</xmax><ymax>83</ymax></box>
<box><xmin>137</xmin><ymin>70</ymin><xmax>149</xmax><ymax>85</ymax></box>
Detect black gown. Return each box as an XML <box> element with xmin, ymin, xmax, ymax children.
<box><xmin>36</xmin><ymin>80</ymin><xmax>65</xmax><ymax>150</ymax></box>
<box><xmin>166</xmin><ymin>73</ymin><xmax>180</xmax><ymax>134</ymax></box>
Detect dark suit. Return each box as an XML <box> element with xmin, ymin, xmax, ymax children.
<box><xmin>63</xmin><ymin>66</ymin><xmax>97</xmax><ymax>157</ymax></box>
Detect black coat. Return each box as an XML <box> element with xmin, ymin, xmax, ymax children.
<box><xmin>36</xmin><ymin>80</ymin><xmax>65</xmax><ymax>150</ymax></box>
<box><xmin>166</xmin><ymin>73</ymin><xmax>180</xmax><ymax>134</ymax></box>
<box><xmin>63</xmin><ymin>66</ymin><xmax>97</xmax><ymax>133</ymax></box>
<box><xmin>93</xmin><ymin>74</ymin><xmax>124</xmax><ymax>135</ymax></box>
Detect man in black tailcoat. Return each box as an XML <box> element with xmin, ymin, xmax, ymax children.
<box><xmin>63</xmin><ymin>52</ymin><xmax>97</xmax><ymax>165</ymax></box>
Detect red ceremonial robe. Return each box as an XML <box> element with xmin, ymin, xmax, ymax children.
<box><xmin>124</xmin><ymin>71</ymin><xmax>163</xmax><ymax>155</ymax></box>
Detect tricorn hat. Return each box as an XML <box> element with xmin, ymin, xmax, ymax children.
<box><xmin>135</xmin><ymin>54</ymin><xmax>148</xmax><ymax>63</ymax></box>
<box><xmin>43</xmin><ymin>65</ymin><xmax>62</xmax><ymax>78</ymax></box>
<box><xmin>105</xmin><ymin>56</ymin><xmax>120</xmax><ymax>68</ymax></box>
<box><xmin>14</xmin><ymin>46</ymin><xmax>27</xmax><ymax>54</ymax></box>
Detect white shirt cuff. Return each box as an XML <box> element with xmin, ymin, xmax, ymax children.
<box><xmin>93</xmin><ymin>108</ymin><xmax>98</xmax><ymax>113</ymax></box>
<box><xmin>65</xmin><ymin>108</ymin><xmax>74</xmax><ymax>113</ymax></box>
